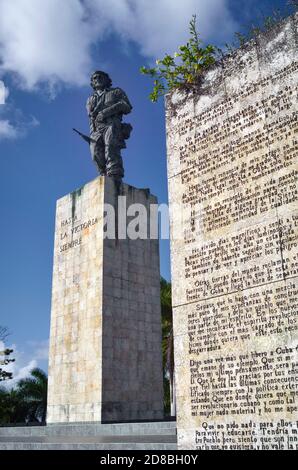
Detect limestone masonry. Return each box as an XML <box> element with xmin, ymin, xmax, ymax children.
<box><xmin>166</xmin><ymin>14</ymin><xmax>298</xmax><ymax>449</ymax></box>
<box><xmin>47</xmin><ymin>176</ymin><xmax>163</xmax><ymax>423</ymax></box>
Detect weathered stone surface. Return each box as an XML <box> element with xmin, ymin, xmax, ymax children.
<box><xmin>166</xmin><ymin>14</ymin><xmax>298</xmax><ymax>450</ymax></box>
<box><xmin>47</xmin><ymin>176</ymin><xmax>163</xmax><ymax>423</ymax></box>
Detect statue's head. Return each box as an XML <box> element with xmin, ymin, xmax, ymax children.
<box><xmin>90</xmin><ymin>71</ymin><xmax>112</xmax><ymax>91</ymax></box>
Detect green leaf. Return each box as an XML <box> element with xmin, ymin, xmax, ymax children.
<box><xmin>139</xmin><ymin>13</ymin><xmax>217</xmax><ymax>102</ymax></box>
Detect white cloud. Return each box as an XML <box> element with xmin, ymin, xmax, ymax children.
<box><xmin>0</xmin><ymin>119</ymin><xmax>19</xmax><ymax>139</ymax></box>
<box><xmin>86</xmin><ymin>0</ymin><xmax>237</xmax><ymax>58</ymax></box>
<box><xmin>0</xmin><ymin>114</ymin><xmax>39</xmax><ymax>141</ymax></box>
<box><xmin>0</xmin><ymin>80</ymin><xmax>9</xmax><ymax>104</ymax></box>
<box><xmin>0</xmin><ymin>0</ymin><xmax>97</xmax><ymax>91</ymax></box>
<box><xmin>26</xmin><ymin>340</ymin><xmax>49</xmax><ymax>361</ymax></box>
<box><xmin>0</xmin><ymin>0</ymin><xmax>236</xmax><ymax>92</ymax></box>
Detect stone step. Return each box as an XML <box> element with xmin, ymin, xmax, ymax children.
<box><xmin>0</xmin><ymin>421</ymin><xmax>177</xmax><ymax>450</ymax></box>
<box><xmin>0</xmin><ymin>442</ymin><xmax>177</xmax><ymax>450</ymax></box>
<box><xmin>0</xmin><ymin>421</ymin><xmax>176</xmax><ymax>437</ymax></box>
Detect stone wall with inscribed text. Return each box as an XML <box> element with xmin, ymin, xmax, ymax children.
<box><xmin>166</xmin><ymin>14</ymin><xmax>298</xmax><ymax>449</ymax></box>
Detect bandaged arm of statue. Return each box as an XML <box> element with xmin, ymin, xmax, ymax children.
<box><xmin>100</xmin><ymin>99</ymin><xmax>132</xmax><ymax>120</ymax></box>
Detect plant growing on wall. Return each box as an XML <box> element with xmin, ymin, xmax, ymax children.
<box><xmin>140</xmin><ymin>15</ymin><xmax>216</xmax><ymax>102</ymax></box>
<box><xmin>219</xmin><ymin>4</ymin><xmax>298</xmax><ymax>56</ymax></box>
<box><xmin>141</xmin><ymin>5</ymin><xmax>298</xmax><ymax>102</ymax></box>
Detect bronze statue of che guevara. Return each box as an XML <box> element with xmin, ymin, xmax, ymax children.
<box><xmin>74</xmin><ymin>71</ymin><xmax>133</xmax><ymax>184</ymax></box>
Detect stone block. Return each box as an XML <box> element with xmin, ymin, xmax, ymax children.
<box><xmin>47</xmin><ymin>177</ymin><xmax>164</xmax><ymax>423</ymax></box>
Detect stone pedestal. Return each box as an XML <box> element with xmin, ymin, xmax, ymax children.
<box><xmin>166</xmin><ymin>14</ymin><xmax>298</xmax><ymax>449</ymax></box>
<box><xmin>47</xmin><ymin>176</ymin><xmax>163</xmax><ymax>423</ymax></box>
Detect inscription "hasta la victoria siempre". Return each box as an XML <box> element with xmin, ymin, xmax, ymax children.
<box><xmin>59</xmin><ymin>217</ymin><xmax>99</xmax><ymax>253</ymax></box>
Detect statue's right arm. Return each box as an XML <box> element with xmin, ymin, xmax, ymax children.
<box><xmin>86</xmin><ymin>96</ymin><xmax>93</xmax><ymax>117</ymax></box>
<box><xmin>86</xmin><ymin>96</ymin><xmax>97</xmax><ymax>133</ymax></box>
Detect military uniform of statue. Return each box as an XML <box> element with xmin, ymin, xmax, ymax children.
<box><xmin>86</xmin><ymin>71</ymin><xmax>132</xmax><ymax>183</ymax></box>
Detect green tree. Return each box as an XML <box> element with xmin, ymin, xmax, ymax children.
<box><xmin>0</xmin><ymin>387</ymin><xmax>12</xmax><ymax>424</ymax></box>
<box><xmin>0</xmin><ymin>387</ymin><xmax>28</xmax><ymax>424</ymax></box>
<box><xmin>161</xmin><ymin>278</ymin><xmax>175</xmax><ymax>416</ymax></box>
<box><xmin>0</xmin><ymin>369</ymin><xmax>48</xmax><ymax>425</ymax></box>
<box><xmin>17</xmin><ymin>368</ymin><xmax>48</xmax><ymax>423</ymax></box>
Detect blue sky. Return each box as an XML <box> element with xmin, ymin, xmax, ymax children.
<box><xmin>0</xmin><ymin>0</ymin><xmax>293</xmax><ymax>379</ymax></box>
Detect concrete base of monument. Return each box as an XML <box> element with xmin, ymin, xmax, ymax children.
<box><xmin>47</xmin><ymin>176</ymin><xmax>164</xmax><ymax>424</ymax></box>
<box><xmin>0</xmin><ymin>421</ymin><xmax>177</xmax><ymax>450</ymax></box>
